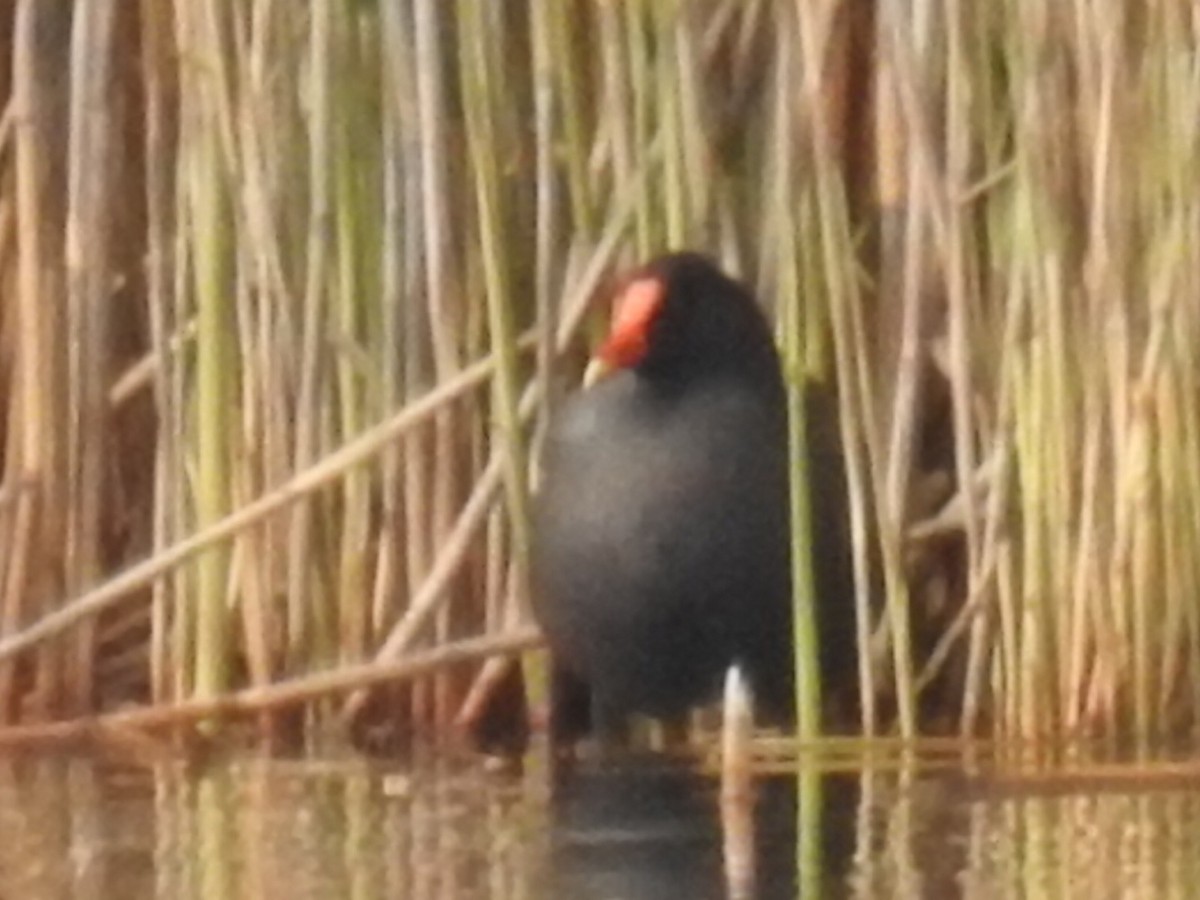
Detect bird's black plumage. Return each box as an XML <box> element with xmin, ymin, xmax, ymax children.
<box><xmin>531</xmin><ymin>252</ymin><xmax>852</xmax><ymax>736</ymax></box>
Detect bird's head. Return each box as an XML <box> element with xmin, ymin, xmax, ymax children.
<box><xmin>587</xmin><ymin>252</ymin><xmax>780</xmax><ymax>388</ymax></box>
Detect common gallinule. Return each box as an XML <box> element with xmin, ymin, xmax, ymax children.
<box><xmin>531</xmin><ymin>252</ymin><xmax>851</xmax><ymax>738</ymax></box>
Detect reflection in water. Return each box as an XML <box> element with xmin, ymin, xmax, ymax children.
<box><xmin>0</xmin><ymin>749</ymin><xmax>1198</xmax><ymax>898</ymax></box>
<box><xmin>548</xmin><ymin>757</ymin><xmax>727</xmax><ymax>898</ymax></box>
<box><xmin>546</xmin><ymin>756</ymin><xmax>855</xmax><ymax>899</ymax></box>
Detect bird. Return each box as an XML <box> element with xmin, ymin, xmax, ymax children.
<box><xmin>531</xmin><ymin>251</ymin><xmax>853</xmax><ymax>741</ymax></box>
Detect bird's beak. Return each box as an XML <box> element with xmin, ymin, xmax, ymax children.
<box><xmin>583</xmin><ymin>356</ymin><xmax>612</xmax><ymax>388</ymax></box>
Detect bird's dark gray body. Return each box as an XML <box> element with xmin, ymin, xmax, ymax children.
<box><xmin>530</xmin><ymin>254</ymin><xmax>797</xmax><ymax>725</ymax></box>
<box><xmin>533</xmin><ymin>371</ymin><xmax>793</xmax><ymax>720</ymax></box>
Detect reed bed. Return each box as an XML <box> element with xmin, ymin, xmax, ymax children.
<box><xmin>0</xmin><ymin>0</ymin><xmax>1196</xmax><ymax>747</ymax></box>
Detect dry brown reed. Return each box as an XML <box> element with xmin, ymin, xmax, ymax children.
<box><xmin>0</xmin><ymin>0</ymin><xmax>1196</xmax><ymax>748</ymax></box>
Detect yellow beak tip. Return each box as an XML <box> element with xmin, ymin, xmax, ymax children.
<box><xmin>583</xmin><ymin>357</ymin><xmax>612</xmax><ymax>388</ymax></box>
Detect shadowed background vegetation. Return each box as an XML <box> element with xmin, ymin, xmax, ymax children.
<box><xmin>0</xmin><ymin>0</ymin><xmax>1196</xmax><ymax>749</ymax></box>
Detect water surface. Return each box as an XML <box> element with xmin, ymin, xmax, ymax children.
<box><xmin>1</xmin><ymin>745</ymin><xmax>1198</xmax><ymax>898</ymax></box>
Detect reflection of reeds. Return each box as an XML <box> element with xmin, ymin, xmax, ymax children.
<box><xmin>0</xmin><ymin>1</ymin><xmax>1196</xmax><ymax>745</ymax></box>
<box><xmin>0</xmin><ymin>757</ymin><xmax>544</xmax><ymax>899</ymax></box>
<box><xmin>4</xmin><ymin>751</ymin><xmax>1200</xmax><ymax>897</ymax></box>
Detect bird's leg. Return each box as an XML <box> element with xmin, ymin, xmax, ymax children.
<box><xmin>587</xmin><ymin>691</ymin><xmax>631</xmax><ymax>757</ymax></box>
<box><xmin>548</xmin><ymin>661</ymin><xmax>593</xmax><ymax>745</ymax></box>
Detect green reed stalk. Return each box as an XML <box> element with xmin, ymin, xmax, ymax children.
<box><xmin>624</xmin><ymin>0</ymin><xmax>654</xmax><ymax>256</ymax></box>
<box><xmin>331</xmin><ymin>7</ymin><xmax>380</xmax><ymax>663</ymax></box>
<box><xmin>768</xmin><ymin>21</ymin><xmax>821</xmax><ymax>738</ymax></box>
<box><xmin>457</xmin><ymin>0</ymin><xmax>531</xmax><ymax>584</ymax></box>
<box><xmin>186</xmin><ymin>0</ymin><xmax>236</xmax><ymax>704</ymax></box>
<box><xmin>548</xmin><ymin>0</ymin><xmax>593</xmax><ymax>238</ymax></box>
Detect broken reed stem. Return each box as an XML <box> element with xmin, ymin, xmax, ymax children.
<box><xmin>341</xmin><ymin>200</ymin><xmax>638</xmax><ymax>717</ymax></box>
<box><xmin>0</xmin><ymin>343</ymin><xmax>530</xmax><ymax>666</ymax></box>
<box><xmin>0</xmin><ymin>208</ymin><xmax>625</xmax><ymax>668</ymax></box>
<box><xmin>341</xmin><ymin>450</ymin><xmax>505</xmax><ymax>720</ymax></box>
<box><xmin>0</xmin><ymin>628</ymin><xmax>540</xmax><ymax>748</ymax></box>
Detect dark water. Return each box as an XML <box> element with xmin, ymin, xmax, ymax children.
<box><xmin>1</xmin><ymin>746</ymin><xmax>1199</xmax><ymax>898</ymax></box>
